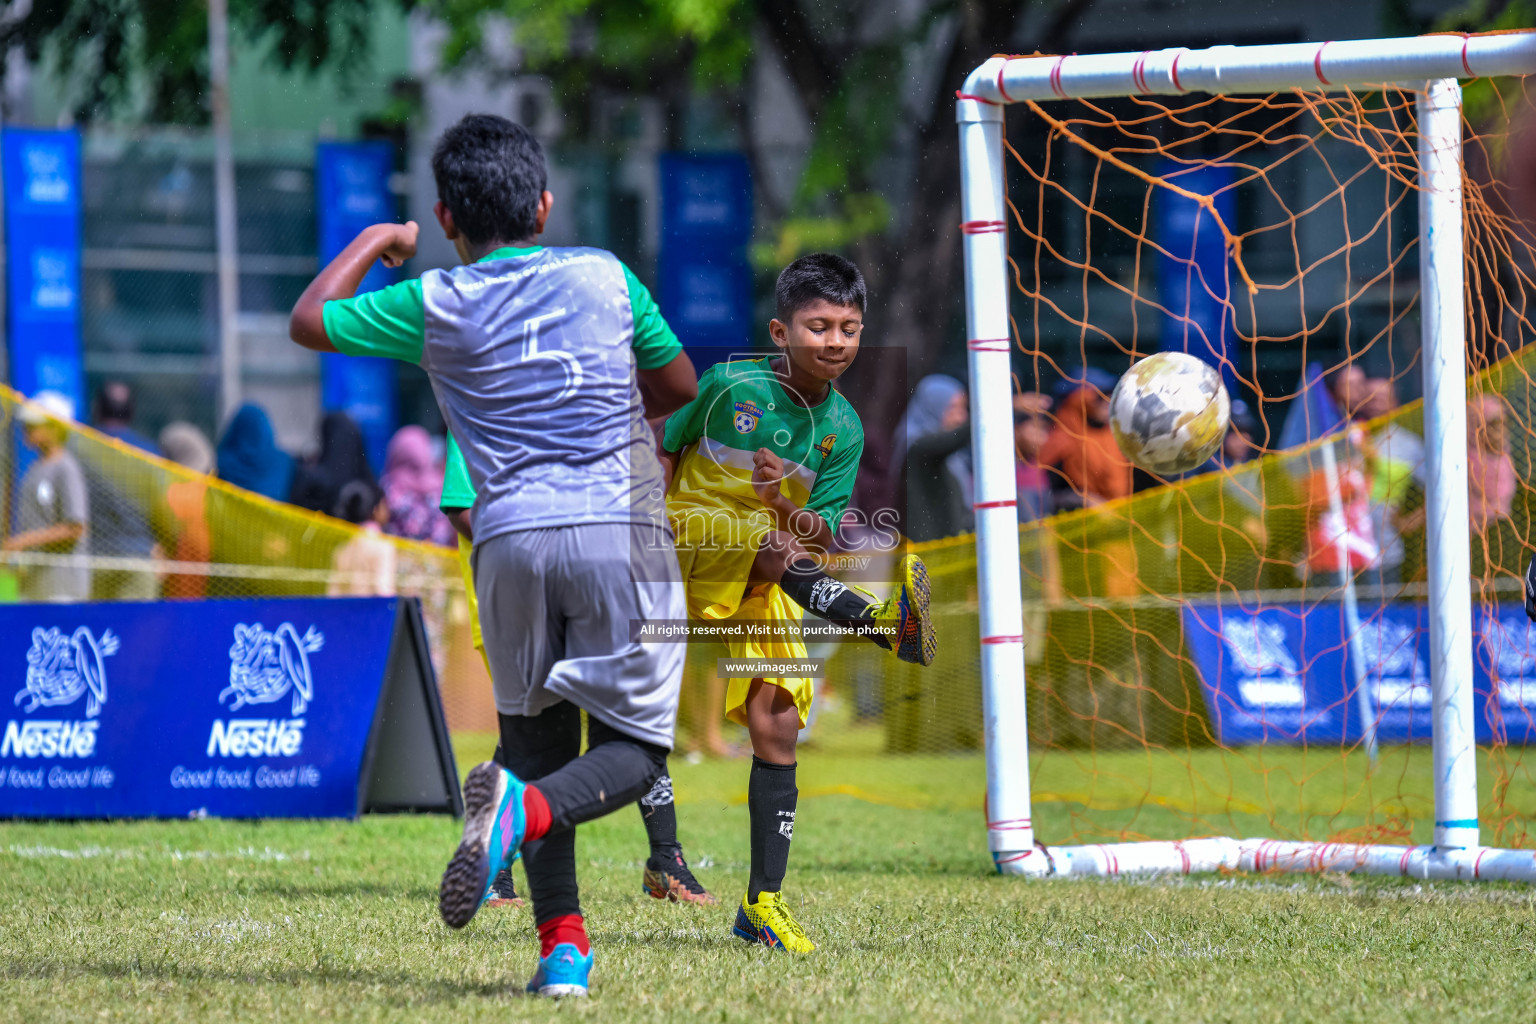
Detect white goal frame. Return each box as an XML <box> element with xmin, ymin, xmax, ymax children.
<box><xmin>958</xmin><ymin>32</ymin><xmax>1536</xmax><ymax>880</ymax></box>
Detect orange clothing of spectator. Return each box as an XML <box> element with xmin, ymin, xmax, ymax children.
<box><xmin>1038</xmin><ymin>386</ymin><xmax>1133</xmax><ymax>506</ymax></box>
<box><xmin>163</xmin><ymin>478</ymin><xmax>211</xmax><ymax>599</ymax></box>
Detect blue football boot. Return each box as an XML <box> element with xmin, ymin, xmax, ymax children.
<box><xmin>526</xmin><ymin>943</ymin><xmax>593</xmax><ymax>998</ymax></box>
<box><xmin>439</xmin><ymin>761</ymin><xmax>526</xmax><ymax>929</ymax></box>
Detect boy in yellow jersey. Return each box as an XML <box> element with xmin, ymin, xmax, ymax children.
<box><xmin>440</xmin><ymin>435</ymin><xmax>716</xmax><ymax>907</ymax></box>
<box><xmin>658</xmin><ymin>253</ymin><xmax>936</xmax><ymax>953</ymax></box>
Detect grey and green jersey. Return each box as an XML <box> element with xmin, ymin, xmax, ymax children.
<box><xmin>325</xmin><ymin>245</ymin><xmax>681</xmax><ymax>541</ymax></box>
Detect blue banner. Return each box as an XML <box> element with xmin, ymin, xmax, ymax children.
<box><xmin>0</xmin><ymin>597</ymin><xmax>456</xmax><ymax>819</ymax></box>
<box><xmin>659</xmin><ymin>154</ymin><xmax>753</xmax><ymax>363</ymax></box>
<box><xmin>1157</xmin><ymin>162</ymin><xmax>1237</xmax><ymax>394</ymax></box>
<box><xmin>1183</xmin><ymin>601</ymin><xmax>1536</xmax><ymax>746</ymax></box>
<box><xmin>3</xmin><ymin>129</ymin><xmax>83</xmax><ymax>406</ymax></box>
<box><xmin>316</xmin><ymin>142</ymin><xmax>399</xmax><ymax>472</ymax></box>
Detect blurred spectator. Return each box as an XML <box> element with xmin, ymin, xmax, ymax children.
<box><xmin>217</xmin><ymin>404</ymin><xmax>295</xmax><ymax>501</ymax></box>
<box><xmin>1468</xmin><ymin>394</ymin><xmax>1515</xmax><ymax>534</ymax></box>
<box><xmin>1327</xmin><ymin>363</ymin><xmax>1368</xmax><ymax>421</ymax></box>
<box><xmin>896</xmin><ymin>375</ymin><xmax>972</xmax><ymax>542</ymax></box>
<box><xmin>1013</xmin><ymin>391</ymin><xmax>1053</xmax><ymax>523</ymax></box>
<box><xmin>291</xmin><ymin>412</ymin><xmax>377</xmax><ymax>516</ymax></box>
<box><xmin>380</xmin><ymin>425</ymin><xmax>456</xmax><ymax>546</ymax></box>
<box><xmin>4</xmin><ymin>392</ymin><xmax>91</xmax><ymax>602</ymax></box>
<box><xmin>1040</xmin><ymin>368</ymin><xmax>1133</xmax><ymax>511</ymax></box>
<box><xmin>1357</xmin><ymin>379</ymin><xmax>1423</xmax><ymax>588</ymax></box>
<box><xmin>160</xmin><ymin>422</ymin><xmax>215</xmax><ymax>600</ymax></box>
<box><xmin>91</xmin><ymin>380</ymin><xmax>160</xmax><ymax>456</ymax></box>
<box><xmin>327</xmin><ymin>481</ymin><xmax>397</xmax><ymax>597</ymax></box>
<box><xmin>1304</xmin><ymin>425</ymin><xmax>1379</xmax><ymax>577</ymax></box>
<box><xmin>1210</xmin><ymin>399</ymin><xmax>1260</xmax><ymax>471</ymax></box>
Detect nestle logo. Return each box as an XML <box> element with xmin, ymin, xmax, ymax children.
<box><xmin>1</xmin><ymin>719</ymin><xmax>99</xmax><ymax>759</ymax></box>
<box><xmin>206</xmin><ymin>719</ymin><xmax>305</xmax><ymax>758</ymax></box>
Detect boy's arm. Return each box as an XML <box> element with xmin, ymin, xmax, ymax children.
<box><xmin>624</xmin><ymin>263</ymin><xmax>697</xmax><ymax>417</ymax></box>
<box><xmin>752</xmin><ymin>449</ymin><xmax>835</xmax><ymax>554</ymax></box>
<box><xmin>656</xmin><ymin>445</ymin><xmax>680</xmax><ymax>492</ymax></box>
<box><xmin>637</xmin><ymin>351</ymin><xmax>698</xmax><ymax>419</ymax></box>
<box><xmin>290</xmin><ymin>222</ymin><xmax>419</xmax><ymax>352</ymax></box>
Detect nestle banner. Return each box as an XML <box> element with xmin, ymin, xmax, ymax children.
<box><xmin>1183</xmin><ymin>601</ymin><xmax>1536</xmax><ymax>746</ymax></box>
<box><xmin>0</xmin><ymin>597</ymin><xmax>460</xmax><ymax>819</ymax></box>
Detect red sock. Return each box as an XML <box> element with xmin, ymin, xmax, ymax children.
<box><xmin>522</xmin><ymin>785</ymin><xmax>551</xmax><ymax>842</ymax></box>
<box><xmin>537</xmin><ymin>913</ymin><xmax>590</xmax><ymax>957</ymax></box>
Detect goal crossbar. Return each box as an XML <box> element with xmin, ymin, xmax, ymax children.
<box><xmin>961</xmin><ymin>32</ymin><xmax>1536</xmax><ymax>104</ymax></box>
<box><xmin>957</xmin><ymin>32</ymin><xmax>1536</xmax><ymax>880</ymax></box>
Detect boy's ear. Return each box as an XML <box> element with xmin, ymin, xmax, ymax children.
<box><xmin>433</xmin><ymin>201</ymin><xmax>459</xmax><ymax>240</ymax></box>
<box><xmin>768</xmin><ymin>317</ymin><xmax>790</xmax><ymax>350</ymax></box>
<box><xmin>533</xmin><ymin>191</ymin><xmax>554</xmax><ymax>236</ymax></box>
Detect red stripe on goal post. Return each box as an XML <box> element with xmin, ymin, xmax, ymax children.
<box><xmin>1313</xmin><ymin>42</ymin><xmax>1332</xmax><ymax>85</ymax></box>
<box><xmin>966</xmin><ymin>337</ymin><xmax>1011</xmax><ymax>351</ymax></box>
<box><xmin>960</xmin><ymin>220</ymin><xmax>1007</xmax><ymax>234</ymax></box>
<box><xmin>981</xmin><ymin>635</ymin><xmax>1024</xmax><ymax>645</ymax></box>
<box><xmin>973</xmin><ymin>499</ymin><xmax>1017</xmax><ymax>510</ymax></box>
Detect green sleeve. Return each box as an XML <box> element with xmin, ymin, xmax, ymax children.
<box><xmin>661</xmin><ymin>363</ymin><xmax>717</xmax><ymax>452</ymax></box>
<box><xmin>323</xmin><ymin>278</ymin><xmax>426</xmax><ymax>362</ymax></box>
<box><xmin>805</xmin><ymin>422</ymin><xmax>864</xmax><ymax>527</ymax></box>
<box><xmin>622</xmin><ymin>263</ymin><xmax>683</xmax><ymax>370</ymax></box>
<box><xmin>439</xmin><ymin>434</ymin><xmax>476</xmax><ymax>512</ymax></box>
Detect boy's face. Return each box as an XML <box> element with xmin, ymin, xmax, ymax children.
<box><xmin>769</xmin><ymin>300</ymin><xmax>864</xmax><ymax>384</ymax></box>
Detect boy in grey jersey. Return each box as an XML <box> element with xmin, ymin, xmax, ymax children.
<box><xmin>288</xmin><ymin>114</ymin><xmax>698</xmax><ymax>998</ymax></box>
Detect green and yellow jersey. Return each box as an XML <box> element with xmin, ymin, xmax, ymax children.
<box><xmin>661</xmin><ymin>357</ymin><xmax>864</xmax><ymax>529</ymax></box>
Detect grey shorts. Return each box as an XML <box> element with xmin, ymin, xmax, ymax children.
<box><xmin>471</xmin><ymin>522</ymin><xmax>686</xmax><ymax>749</ymax></box>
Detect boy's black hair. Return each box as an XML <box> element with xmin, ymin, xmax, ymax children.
<box><xmin>431</xmin><ymin>114</ymin><xmax>547</xmax><ymax>247</ymax></box>
<box><xmin>333</xmin><ymin>480</ymin><xmax>382</xmax><ymax>525</ymax></box>
<box><xmin>774</xmin><ymin>253</ymin><xmax>867</xmax><ymax>321</ymax></box>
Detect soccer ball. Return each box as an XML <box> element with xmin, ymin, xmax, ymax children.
<box><xmin>1108</xmin><ymin>352</ymin><xmax>1230</xmax><ymax>475</ymax></box>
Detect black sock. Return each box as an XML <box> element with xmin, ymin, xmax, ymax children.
<box><xmin>638</xmin><ymin>769</ymin><xmax>681</xmax><ymax>863</ymax></box>
<box><xmin>748</xmin><ymin>756</ymin><xmax>798</xmax><ymax>901</ymax></box>
<box><xmin>779</xmin><ymin>557</ymin><xmax>874</xmax><ymax>625</ymax></box>
<box><xmin>779</xmin><ymin>557</ymin><xmax>889</xmax><ymax>648</ymax></box>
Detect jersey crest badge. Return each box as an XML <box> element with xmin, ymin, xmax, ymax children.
<box><xmin>733</xmin><ymin>401</ymin><xmax>764</xmax><ymax>434</ymax></box>
<box><xmin>815</xmin><ymin>433</ymin><xmax>837</xmax><ymax>459</ymax></box>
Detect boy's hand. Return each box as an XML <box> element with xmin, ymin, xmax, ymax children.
<box><xmin>752</xmin><ymin>447</ymin><xmax>786</xmax><ymax>506</ymax></box>
<box><xmin>377</xmin><ymin>221</ymin><xmax>419</xmax><ymax>268</ymax></box>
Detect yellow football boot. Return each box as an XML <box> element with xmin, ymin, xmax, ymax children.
<box><xmin>869</xmin><ymin>554</ymin><xmax>936</xmax><ymax>666</ymax></box>
<box><xmin>732</xmin><ymin>891</ymin><xmax>816</xmax><ymax>953</ymax></box>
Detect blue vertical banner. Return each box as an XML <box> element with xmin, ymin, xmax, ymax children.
<box><xmin>658</xmin><ymin>154</ymin><xmax>753</xmax><ymax>368</ymax></box>
<box><xmin>316</xmin><ymin>142</ymin><xmax>398</xmax><ymax>472</ymax></box>
<box><xmin>1157</xmin><ymin>162</ymin><xmax>1238</xmax><ymax>395</ymax></box>
<box><xmin>4</xmin><ymin>129</ymin><xmax>83</xmax><ymax>406</ymax></box>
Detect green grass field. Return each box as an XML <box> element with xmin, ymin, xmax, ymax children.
<box><xmin>5</xmin><ymin>723</ymin><xmax>1536</xmax><ymax>1022</ymax></box>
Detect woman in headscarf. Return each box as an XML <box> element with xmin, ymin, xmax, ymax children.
<box><xmin>159</xmin><ymin>422</ymin><xmax>216</xmax><ymax>599</ymax></box>
<box><xmin>896</xmin><ymin>374</ymin><xmax>973</xmax><ymax>543</ymax></box>
<box><xmin>216</xmin><ymin>405</ymin><xmax>294</xmax><ymax>501</ymax></box>
<box><xmin>289</xmin><ymin>412</ymin><xmax>378</xmax><ymax>516</ymax></box>
<box><xmin>380</xmin><ymin>425</ymin><xmax>455</xmax><ymax>546</ymax></box>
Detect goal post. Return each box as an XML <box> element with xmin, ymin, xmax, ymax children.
<box><xmin>957</xmin><ymin>32</ymin><xmax>1536</xmax><ymax>879</ymax></box>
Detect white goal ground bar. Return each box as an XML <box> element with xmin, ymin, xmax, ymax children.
<box><xmin>957</xmin><ymin>31</ymin><xmax>1536</xmax><ymax>880</ymax></box>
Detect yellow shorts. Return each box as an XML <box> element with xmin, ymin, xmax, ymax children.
<box><xmin>457</xmin><ymin>534</ymin><xmax>487</xmax><ymax>665</ymax></box>
<box><xmin>670</xmin><ymin>509</ymin><xmax>813</xmax><ymax>729</ymax></box>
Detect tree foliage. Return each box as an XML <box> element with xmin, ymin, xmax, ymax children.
<box><xmin>1</xmin><ymin>0</ymin><xmax>379</xmax><ymax>122</ymax></box>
